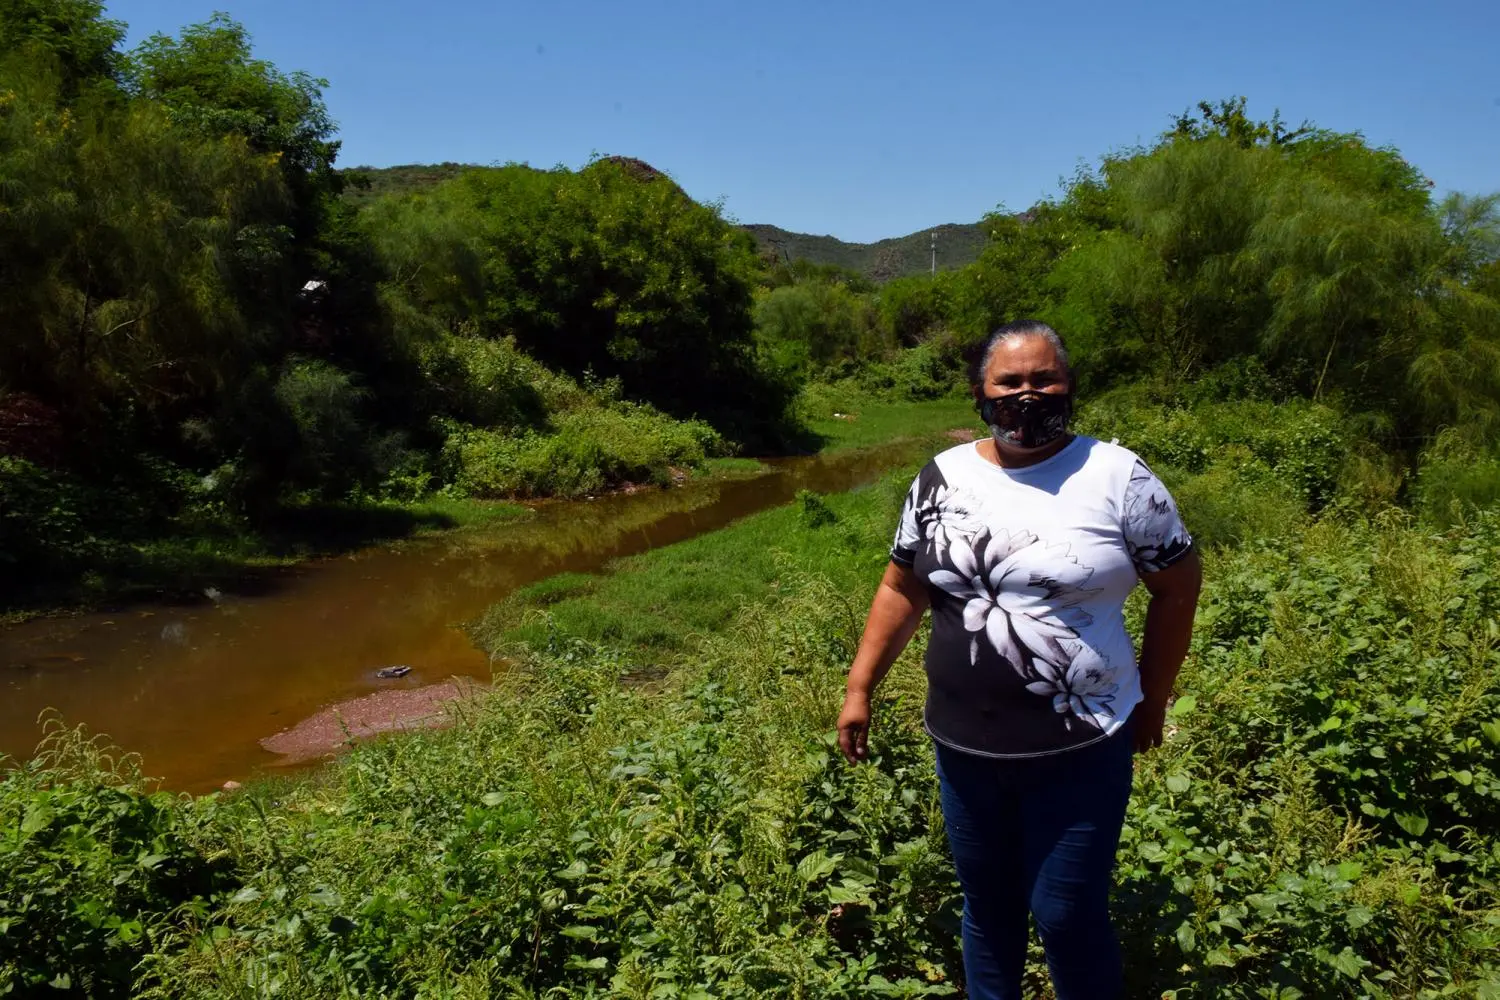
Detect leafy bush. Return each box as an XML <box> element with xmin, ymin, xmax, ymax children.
<box><xmin>0</xmin><ymin>722</ymin><xmax>231</xmax><ymax>998</ymax></box>
<box><xmin>1080</xmin><ymin>392</ymin><xmax>1348</xmax><ymax>510</ymax></box>
<box><xmin>8</xmin><ymin>451</ymin><xmax>1500</xmax><ymax>997</ymax></box>
<box><xmin>1412</xmin><ymin>433</ymin><xmax>1500</xmax><ymax>526</ymax></box>
<box><xmin>1132</xmin><ymin>511</ymin><xmax>1500</xmax><ymax>996</ymax></box>
<box><xmin>853</xmin><ymin>341</ymin><xmax>965</xmax><ymax>402</ymax></box>
<box><xmin>444</xmin><ymin>404</ymin><xmax>725</xmax><ymax>499</ymax></box>
<box><xmin>361</xmin><ymin>159</ymin><xmax>791</xmax><ymax>434</ymax></box>
<box><xmin>1169</xmin><ymin>461</ymin><xmax>1307</xmax><ymax>548</ymax></box>
<box><xmin>417</xmin><ymin>334</ymin><xmax>591</xmax><ymax>430</ymax></box>
<box><xmin>0</xmin><ymin>457</ymin><xmax>103</xmax><ymax>583</ymax></box>
<box><xmin>114</xmin><ymin>478</ymin><xmax>1500</xmax><ymax>998</ymax></box>
<box><xmin>753</xmin><ymin>282</ymin><xmax>887</xmax><ymax>380</ymax></box>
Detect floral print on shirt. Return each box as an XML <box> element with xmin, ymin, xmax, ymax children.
<box><xmin>913</xmin><ymin>485</ymin><xmax>1114</xmax><ymax>733</ymax></box>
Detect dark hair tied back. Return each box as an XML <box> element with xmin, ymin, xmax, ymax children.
<box><xmin>967</xmin><ymin>320</ymin><xmax>1071</xmax><ymax>387</ymax></box>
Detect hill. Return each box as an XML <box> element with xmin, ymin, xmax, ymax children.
<box><xmin>340</xmin><ymin>162</ymin><xmax>477</xmax><ymax>207</ymax></box>
<box><xmin>741</xmin><ymin>221</ymin><xmax>989</xmax><ymax>281</ymax></box>
<box><xmin>341</xmin><ymin>164</ymin><xmax>992</xmax><ymax>281</ymax></box>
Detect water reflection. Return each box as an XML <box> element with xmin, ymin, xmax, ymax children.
<box><xmin>0</xmin><ymin>442</ymin><xmax>934</xmax><ymax>791</ymax></box>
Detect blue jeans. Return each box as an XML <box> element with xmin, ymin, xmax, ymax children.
<box><xmin>934</xmin><ymin>725</ymin><xmax>1134</xmax><ymax>1000</ymax></box>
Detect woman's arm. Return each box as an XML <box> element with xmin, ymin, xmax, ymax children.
<box><xmin>838</xmin><ymin>561</ymin><xmax>931</xmax><ymax>765</ymax></box>
<box><xmin>1133</xmin><ymin>547</ymin><xmax>1203</xmax><ymax>753</ymax></box>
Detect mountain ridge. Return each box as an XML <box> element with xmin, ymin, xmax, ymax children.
<box><xmin>741</xmin><ymin>221</ymin><xmax>988</xmax><ymax>282</ymax></box>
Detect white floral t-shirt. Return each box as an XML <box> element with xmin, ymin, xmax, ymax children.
<box><xmin>891</xmin><ymin>436</ymin><xmax>1193</xmax><ymax>758</ymax></box>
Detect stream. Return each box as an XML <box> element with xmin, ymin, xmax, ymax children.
<box><xmin>0</xmin><ymin>441</ymin><xmax>940</xmax><ymax>792</ymax></box>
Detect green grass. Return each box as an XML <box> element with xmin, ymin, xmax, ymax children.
<box><xmin>476</xmin><ymin>475</ymin><xmax>907</xmax><ymax>656</ymax></box>
<box><xmin>804</xmin><ymin>396</ymin><xmax>976</xmax><ymax>452</ymax></box>
<box><xmin>702</xmin><ymin>456</ymin><xmax>770</xmax><ymax>476</ymax></box>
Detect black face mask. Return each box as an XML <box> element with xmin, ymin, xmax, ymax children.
<box><xmin>979</xmin><ymin>390</ymin><xmax>1073</xmax><ymax>450</ymax></box>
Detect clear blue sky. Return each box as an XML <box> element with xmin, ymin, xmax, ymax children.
<box><xmin>104</xmin><ymin>0</ymin><xmax>1499</xmax><ymax>243</ymax></box>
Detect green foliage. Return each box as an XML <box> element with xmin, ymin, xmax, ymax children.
<box><xmin>875</xmin><ymin>274</ymin><xmax>954</xmax><ymax>347</ymax></box>
<box><xmin>418</xmin><ymin>334</ymin><xmax>588</xmax><ymax>430</ymax></box>
<box><xmin>0</xmin><ymin>50</ymin><xmax>285</xmax><ymax>421</ymax></box>
<box><xmin>759</xmin><ymin>257</ymin><xmax>876</xmax><ymax>292</ymax></box>
<box><xmin>1167</xmin><ymin>96</ymin><xmax>1314</xmax><ymax>148</ymax></box>
<box><xmin>0</xmin><ymin>17</ymin><xmax>813</xmax><ymax>605</ymax></box>
<box><xmin>272</xmin><ymin>359</ymin><xmax>408</xmax><ymax>499</ymax></box>
<box><xmin>0</xmin><ymin>720</ymin><xmax>231</xmax><ymax>998</ymax></box>
<box><xmin>126</xmin><ymin>15</ymin><xmax>336</xmax><ymax>178</ymax></box>
<box><xmin>348</xmin><ymin>176</ymin><xmax>986</xmax><ymax>284</ymax></box>
<box><xmin>444</xmin><ymin>405</ymin><xmax>725</xmax><ymax>500</ymax></box>
<box><xmin>1079</xmin><ymin>390</ymin><xmax>1350</xmax><ymax>512</ymax></box>
<box><xmin>24</xmin><ymin>400</ymin><xmax>1487</xmax><ymax>997</ymax></box>
<box><xmin>360</xmin><ymin>159</ymin><xmax>791</xmax><ymax>435</ymax></box>
<box><xmin>1412</xmin><ymin>431</ymin><xmax>1500</xmax><ymax>527</ymax></box>
<box><xmin>754</xmin><ymin>281</ymin><xmax>887</xmax><ymax>379</ymax></box>
<box><xmin>797</xmin><ymin>489</ymin><xmax>839</xmax><ymax>528</ymax></box>
<box><xmin>0</xmin><ymin>0</ymin><xmax>124</xmax><ymax>93</ymax></box>
<box><xmin>0</xmin><ymin>456</ymin><xmax>105</xmax><ymax>581</ymax></box>
<box><xmin>4</xmin><ymin>382</ymin><xmax>1500</xmax><ymax>996</ymax></box>
<box><xmin>1128</xmin><ymin>510</ymin><xmax>1500</xmax><ymax>997</ymax></box>
<box><xmin>850</xmin><ymin>341</ymin><xmax>966</xmax><ymax>402</ymax></box>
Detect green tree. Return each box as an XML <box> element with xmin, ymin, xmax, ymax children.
<box><xmin>126</xmin><ymin>15</ymin><xmax>337</xmax><ymax>181</ymax></box>
<box><xmin>125</xmin><ymin>15</ymin><xmax>346</xmax><ymax>309</ymax></box>
<box><xmin>753</xmin><ymin>281</ymin><xmax>884</xmax><ymax>380</ymax></box>
<box><xmin>1437</xmin><ymin>191</ymin><xmax>1500</xmax><ymax>281</ymax></box>
<box><xmin>1167</xmin><ymin>96</ymin><xmax>1312</xmax><ymax>148</ymax></box>
<box><xmin>0</xmin><ymin>0</ymin><xmax>124</xmax><ymax>94</ymax></box>
<box><xmin>361</xmin><ymin>160</ymin><xmax>793</xmax><ymax>438</ymax></box>
<box><xmin>0</xmin><ymin>53</ymin><xmax>286</xmax><ymax>447</ymax></box>
<box><xmin>1050</xmin><ymin>120</ymin><xmax>1449</xmax><ymax>406</ymax></box>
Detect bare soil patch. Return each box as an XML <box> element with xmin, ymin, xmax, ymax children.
<box><xmin>259</xmin><ymin>678</ymin><xmax>482</xmax><ymax>764</ymax></box>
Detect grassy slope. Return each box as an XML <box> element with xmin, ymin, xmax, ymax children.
<box><xmin>804</xmin><ymin>396</ymin><xmax>974</xmax><ymax>452</ymax></box>
<box><xmin>479</xmin><ymin>397</ymin><xmax>973</xmax><ymax>654</ymax></box>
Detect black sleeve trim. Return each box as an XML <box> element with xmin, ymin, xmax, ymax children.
<box><xmin>1136</xmin><ymin>539</ymin><xmax>1195</xmax><ymax>574</ymax></box>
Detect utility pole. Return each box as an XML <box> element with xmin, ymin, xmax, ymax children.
<box><xmin>930</xmin><ymin>231</ymin><xmax>937</xmax><ymax>276</ymax></box>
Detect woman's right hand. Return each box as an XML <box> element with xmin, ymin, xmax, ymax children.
<box><xmin>837</xmin><ymin>690</ymin><xmax>873</xmax><ymax>765</ymax></box>
<box><xmin>837</xmin><ymin>561</ymin><xmax>928</xmax><ymax>766</ymax></box>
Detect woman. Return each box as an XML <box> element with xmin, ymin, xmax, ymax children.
<box><xmin>837</xmin><ymin>320</ymin><xmax>1201</xmax><ymax>999</ymax></box>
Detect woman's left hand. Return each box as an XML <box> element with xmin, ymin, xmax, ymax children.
<box><xmin>1135</xmin><ymin>549</ymin><xmax>1202</xmax><ymax>755</ymax></box>
<box><xmin>1133</xmin><ymin>700</ymin><xmax>1168</xmax><ymax>753</ymax></box>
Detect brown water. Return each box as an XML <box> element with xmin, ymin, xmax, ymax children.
<box><xmin>0</xmin><ymin>443</ymin><xmax>934</xmax><ymax>792</ymax></box>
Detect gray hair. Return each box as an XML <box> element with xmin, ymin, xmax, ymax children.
<box><xmin>968</xmin><ymin>320</ymin><xmax>1071</xmax><ymax>386</ymax></box>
